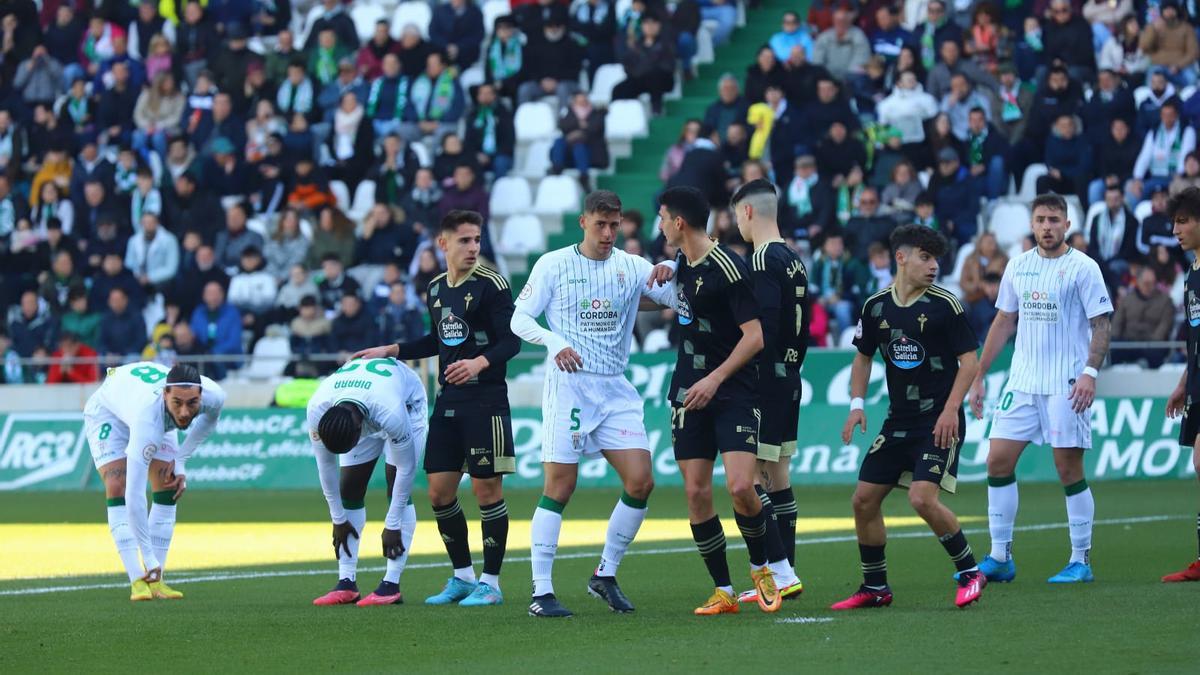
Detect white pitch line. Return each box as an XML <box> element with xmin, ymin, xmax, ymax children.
<box><xmin>776</xmin><ymin>617</ymin><xmax>835</xmax><ymax>624</ymax></box>
<box><xmin>0</xmin><ymin>514</ymin><xmax>1178</xmax><ymax>597</ymax></box>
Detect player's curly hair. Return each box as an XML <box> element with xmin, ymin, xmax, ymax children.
<box><xmin>1168</xmin><ymin>186</ymin><xmax>1200</xmax><ymax>224</ymax></box>
<box><xmin>890</xmin><ymin>224</ymin><xmax>948</xmax><ymax>258</ymax></box>
<box><xmin>317</xmin><ymin>402</ymin><xmax>364</xmax><ymax>455</ymax></box>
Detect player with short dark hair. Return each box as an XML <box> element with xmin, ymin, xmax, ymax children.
<box><xmin>836</xmin><ymin>225</ymin><xmax>986</xmax><ymax>609</ymax></box>
<box><xmin>728</xmin><ymin>179</ymin><xmax>808</xmax><ymax>605</ymax></box>
<box><xmin>354</xmin><ymin>209</ymin><xmax>520</xmax><ymax>607</ymax></box>
<box><xmin>82</xmin><ymin>362</ymin><xmax>226</xmax><ymax>601</ymax></box>
<box><xmin>658</xmin><ymin>185</ymin><xmax>796</xmax><ymax>616</ymax></box>
<box><xmin>1163</xmin><ymin>186</ymin><xmax>1200</xmax><ymax>582</ymax></box>
<box><xmin>308</xmin><ymin>358</ymin><xmax>427</xmax><ymax>606</ymax></box>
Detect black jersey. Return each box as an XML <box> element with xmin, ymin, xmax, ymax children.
<box><xmin>852</xmin><ymin>284</ymin><xmax>978</xmax><ymax>427</ymax></box>
<box><xmin>670</xmin><ymin>243</ymin><xmax>760</xmax><ymax>404</ymax></box>
<box><xmin>1186</xmin><ymin>263</ymin><xmax>1200</xmax><ymax>399</ymax></box>
<box><xmin>396</xmin><ymin>264</ymin><xmax>520</xmax><ymax>412</ymax></box>
<box><xmin>750</xmin><ymin>239</ymin><xmax>811</xmax><ymax>385</ymax></box>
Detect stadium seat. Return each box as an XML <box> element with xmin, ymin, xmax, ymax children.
<box><xmin>246</xmin><ymin>216</ymin><xmax>270</xmax><ymax>239</ymax></box>
<box><xmin>411</xmin><ymin>140</ymin><xmax>432</xmax><ymax>167</ymax></box>
<box><xmin>1135</xmin><ymin>200</ymin><xmax>1153</xmax><ymax>222</ymax></box>
<box><xmin>349</xmin><ymin>180</ymin><xmax>377</xmax><ymax>222</ymax></box>
<box><xmin>1065</xmin><ymin>195</ymin><xmax>1084</xmax><ymax>238</ymax></box>
<box><xmin>482</xmin><ymin>0</ymin><xmax>509</xmax><ymax>35</ymax></box>
<box><xmin>695</xmin><ymin>24</ymin><xmax>715</xmax><ymax>65</ymax></box>
<box><xmin>589</xmin><ymin>64</ymin><xmax>627</xmax><ymax>106</ymax></box>
<box><xmin>498</xmin><ymin>214</ymin><xmax>545</xmax><ymax>254</ymax></box>
<box><xmin>329</xmin><ymin>179</ymin><xmax>351</xmax><ymax>210</ymax></box>
<box><xmin>533</xmin><ymin>175</ymin><xmax>581</xmax><ymax>215</ymax></box>
<box><xmin>1084</xmin><ymin>201</ymin><xmax>1106</xmax><ymax>243</ymax></box>
<box><xmin>1017</xmin><ymin>164</ymin><xmax>1047</xmax><ymax>203</ymax></box>
<box><xmin>348</xmin><ymin>263</ymin><xmax>386</xmax><ymax>292</ymax></box>
<box><xmin>390</xmin><ymin>1</ymin><xmax>432</xmax><ymax>39</ymax></box>
<box><xmin>641</xmin><ymin>328</ymin><xmax>671</xmax><ymax>353</ymax></box>
<box><xmin>459</xmin><ymin>63</ymin><xmax>485</xmax><ymax>92</ymax></box>
<box><xmin>515</xmin><ymin>102</ymin><xmax>559</xmax><ymax>144</ymax></box>
<box><xmin>1182</xmin><ymin>85</ymin><xmax>1197</xmax><ymax>102</ymax></box>
<box><xmin>351</xmin><ymin>3</ymin><xmax>387</xmax><ymax>42</ymax></box>
<box><xmin>989</xmin><ymin>201</ymin><xmax>1031</xmax><ymax>250</ymax></box>
<box><xmin>517</xmin><ymin>138</ymin><xmax>555</xmax><ymax>178</ymax></box>
<box><xmin>296</xmin><ymin>4</ymin><xmax>326</xmax><ymax>49</ymax></box>
<box><xmin>1133</xmin><ymin>85</ymin><xmax>1151</xmax><ymax>109</ymax></box>
<box><xmin>245</xmin><ymin>336</ymin><xmax>291</xmax><ymax>380</ymax></box>
<box><xmin>490</xmin><ymin>176</ymin><xmax>533</xmax><ymax>217</ymax></box>
<box><xmin>605</xmin><ymin>100</ymin><xmax>649</xmax><ymax>159</ymax></box>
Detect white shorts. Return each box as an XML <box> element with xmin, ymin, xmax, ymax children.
<box><xmin>83</xmin><ymin>403</ymin><xmax>177</xmax><ymax>470</ymax></box>
<box><xmin>541</xmin><ymin>370</ymin><xmax>649</xmax><ymax>464</ymax></box>
<box><xmin>340</xmin><ymin>423</ymin><xmax>428</xmax><ymax>469</ymax></box>
<box><xmin>988</xmin><ymin>389</ymin><xmax>1092</xmax><ymax>449</ymax></box>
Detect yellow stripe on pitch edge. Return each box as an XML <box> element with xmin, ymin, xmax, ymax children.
<box><xmin>0</xmin><ymin>516</ymin><xmax>981</xmax><ymax>580</ymax></box>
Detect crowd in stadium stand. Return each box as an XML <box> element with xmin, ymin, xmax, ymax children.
<box><xmin>0</xmin><ymin>0</ymin><xmax>1191</xmax><ymax>383</ymax></box>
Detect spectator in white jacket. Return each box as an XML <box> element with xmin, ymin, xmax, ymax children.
<box><xmin>124</xmin><ymin>213</ymin><xmax>179</xmax><ymax>293</ymax></box>
<box><xmin>227</xmin><ymin>245</ymin><xmax>280</xmax><ymax>345</ymax></box>
<box><xmin>877</xmin><ymin>70</ymin><xmax>939</xmax><ymax>151</ymax></box>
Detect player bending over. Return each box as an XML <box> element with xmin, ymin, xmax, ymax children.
<box><xmin>355</xmin><ymin>210</ymin><xmax>520</xmax><ymax>607</ymax></box>
<box><xmin>83</xmin><ymin>362</ymin><xmax>226</xmax><ymax>601</ymax></box>
<box><xmin>837</xmin><ymin>225</ymin><xmax>986</xmax><ymax>609</ymax></box>
<box><xmin>511</xmin><ymin>190</ymin><xmax>676</xmax><ymax>618</ymax></box>
<box><xmin>729</xmin><ymin>179</ymin><xmax>810</xmax><ymax>605</ymax></box>
<box><xmin>970</xmin><ymin>193</ymin><xmax>1111</xmax><ymax>584</ymax></box>
<box><xmin>308</xmin><ymin>357</ymin><xmax>427</xmax><ymax>606</ymax></box>
<box><xmin>658</xmin><ymin>185</ymin><xmax>800</xmax><ymax>616</ymax></box>
<box><xmin>1164</xmin><ymin>186</ymin><xmax>1200</xmax><ymax>582</ymax></box>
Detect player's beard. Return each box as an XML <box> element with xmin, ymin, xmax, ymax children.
<box><xmin>1038</xmin><ymin>231</ymin><xmax>1065</xmax><ymax>253</ymax></box>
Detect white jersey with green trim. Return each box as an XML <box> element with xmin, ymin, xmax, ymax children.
<box><xmin>513</xmin><ymin>245</ymin><xmax>676</xmax><ymax>376</ymax></box>
<box><xmin>306</xmin><ymin>358</ymin><xmax>428</xmax><ymax>527</ymax></box>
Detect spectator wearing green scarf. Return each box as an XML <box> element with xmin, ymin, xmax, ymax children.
<box><xmin>400</xmin><ymin>50</ymin><xmax>465</xmax><ymax>144</ymax></box>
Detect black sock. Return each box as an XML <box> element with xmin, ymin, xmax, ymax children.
<box><xmin>939</xmin><ymin>529</ymin><xmax>977</xmax><ymax>573</ymax></box>
<box><xmin>690</xmin><ymin>515</ymin><xmax>731</xmax><ymax>587</ymax></box>
<box><xmin>860</xmin><ymin>544</ymin><xmax>887</xmax><ymax>588</ymax></box>
<box><xmin>479</xmin><ymin>499</ymin><xmax>509</xmax><ymax>576</ymax></box>
<box><xmin>768</xmin><ymin>488</ymin><xmax>798</xmax><ymax>567</ymax></box>
<box><xmin>755</xmin><ymin>485</ymin><xmax>777</xmax><ymax>522</ymax></box>
<box><xmin>734</xmin><ymin>508</ymin><xmax>770</xmax><ymax>566</ymax></box>
<box><xmin>432</xmin><ymin>498</ymin><xmax>472</xmax><ymax>569</ymax></box>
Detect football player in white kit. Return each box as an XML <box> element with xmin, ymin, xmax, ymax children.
<box><xmin>970</xmin><ymin>193</ymin><xmax>1112</xmax><ymax>584</ymax></box>
<box><xmin>512</xmin><ymin>190</ymin><xmax>676</xmax><ymax>617</ymax></box>
<box><xmin>83</xmin><ymin>362</ymin><xmax>226</xmax><ymax>601</ymax></box>
<box><xmin>308</xmin><ymin>357</ymin><xmax>427</xmax><ymax>607</ymax></box>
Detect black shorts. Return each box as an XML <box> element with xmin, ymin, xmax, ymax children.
<box><xmin>424</xmin><ymin>412</ymin><xmax>515</xmax><ymax>478</ymax></box>
<box><xmin>671</xmin><ymin>400</ymin><xmax>760</xmax><ymax>461</ymax></box>
<box><xmin>858</xmin><ymin>414</ymin><xmax>964</xmax><ymax>494</ymax></box>
<box><xmin>757</xmin><ymin>376</ymin><xmax>801</xmax><ymax>463</ymax></box>
<box><xmin>1180</xmin><ymin>402</ymin><xmax>1200</xmax><ymax>447</ymax></box>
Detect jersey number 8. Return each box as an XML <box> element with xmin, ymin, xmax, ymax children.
<box><xmin>130</xmin><ymin>365</ymin><xmax>167</xmax><ymax>384</ymax></box>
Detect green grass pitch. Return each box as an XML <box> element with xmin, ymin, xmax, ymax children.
<box><xmin>0</xmin><ymin>481</ymin><xmax>1196</xmax><ymax>673</ymax></box>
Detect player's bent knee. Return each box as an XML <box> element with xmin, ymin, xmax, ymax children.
<box><xmin>623</xmin><ymin>475</ymin><xmax>654</xmax><ymax>500</ymax></box>
<box><xmin>907</xmin><ymin>490</ymin><xmax>938</xmax><ymax>515</ymax></box>
<box><xmin>471</xmin><ymin>478</ymin><xmax>503</xmax><ymax>503</ymax></box>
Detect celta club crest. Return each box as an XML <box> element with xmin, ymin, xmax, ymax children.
<box><xmin>694</xmin><ymin>276</ymin><xmax>704</xmax><ymax>294</ymax></box>
<box><xmin>917</xmin><ymin>313</ymin><xmax>928</xmax><ymax>332</ymax></box>
<box><xmin>464</xmin><ymin>292</ymin><xmax>474</xmax><ymax>310</ymax></box>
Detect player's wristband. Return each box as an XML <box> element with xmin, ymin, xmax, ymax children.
<box><xmin>850</xmin><ymin>397</ymin><xmax>865</xmax><ymax>412</ymax></box>
<box><xmin>1081</xmin><ymin>366</ymin><xmax>1099</xmax><ymax>379</ymax></box>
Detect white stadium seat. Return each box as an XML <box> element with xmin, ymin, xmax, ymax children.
<box><xmin>517</xmin><ymin>138</ymin><xmax>555</xmax><ymax>178</ymax></box>
<box><xmin>296</xmin><ymin>5</ymin><xmax>326</xmax><ymax>49</ymax></box>
<box><xmin>1017</xmin><ymin>164</ymin><xmax>1047</xmax><ymax>203</ymax></box>
<box><xmin>498</xmin><ymin>214</ymin><xmax>545</xmax><ymax>255</ymax></box>
<box><xmin>605</xmin><ymin>99</ymin><xmax>649</xmax><ymax>141</ymax></box>
<box><xmin>490</xmin><ymin>176</ymin><xmax>533</xmax><ymax>217</ymax></box>
<box><xmin>390</xmin><ymin>1</ymin><xmax>433</xmax><ymax>39</ymax></box>
<box><xmin>329</xmin><ymin>179</ymin><xmax>351</xmax><ymax>211</ymax></box>
<box><xmin>351</xmin><ymin>3</ymin><xmax>387</xmax><ymax>43</ymax></box>
<box><xmin>410</xmin><ymin>140</ymin><xmax>432</xmax><ymax>167</ymax></box>
<box><xmin>245</xmin><ymin>336</ymin><xmax>291</xmax><ymax>380</ymax></box>
<box><xmin>1083</xmin><ymin>201</ymin><xmax>1106</xmax><ymax>244</ymax></box>
<box><xmin>589</xmin><ymin>64</ymin><xmax>627</xmax><ymax>106</ymax></box>
<box><xmin>989</xmin><ymin>201</ymin><xmax>1031</xmax><ymax>251</ymax></box>
<box><xmin>482</xmin><ymin>0</ymin><xmax>510</xmax><ymax>34</ymax></box>
<box><xmin>1135</xmin><ymin>200</ymin><xmax>1153</xmax><ymax>222</ymax></box>
<box><xmin>349</xmin><ymin>180</ymin><xmax>377</xmax><ymax>222</ymax></box>
<box><xmin>533</xmin><ymin>175</ymin><xmax>581</xmax><ymax>215</ymax></box>
<box><xmin>514</xmin><ymin>102</ymin><xmax>559</xmax><ymax>144</ymax></box>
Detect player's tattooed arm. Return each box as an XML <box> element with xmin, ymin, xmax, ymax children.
<box><xmin>1086</xmin><ymin>314</ymin><xmax>1111</xmax><ymax>370</ymax></box>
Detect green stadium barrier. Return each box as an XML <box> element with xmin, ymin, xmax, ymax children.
<box><xmin>0</xmin><ymin>349</ymin><xmax>1193</xmax><ymax>491</ymax></box>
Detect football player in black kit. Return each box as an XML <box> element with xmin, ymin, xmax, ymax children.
<box><xmin>834</xmin><ymin>225</ymin><xmax>987</xmax><ymax>610</ymax></box>
<box><xmin>354</xmin><ymin>210</ymin><xmax>520</xmax><ymax>607</ymax></box>
<box><xmin>1163</xmin><ymin>186</ymin><xmax>1200</xmax><ymax>583</ymax></box>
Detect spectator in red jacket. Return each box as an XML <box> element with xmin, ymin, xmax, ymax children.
<box><xmin>46</xmin><ymin>331</ymin><xmax>99</xmax><ymax>383</ymax></box>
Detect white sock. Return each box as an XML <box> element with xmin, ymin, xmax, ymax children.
<box><xmin>149</xmin><ymin>502</ymin><xmax>177</xmax><ymax>573</ymax></box>
<box><xmin>479</xmin><ymin>572</ymin><xmax>500</xmax><ymax>589</ymax></box>
<box><xmin>531</xmin><ymin>502</ymin><xmax>563</xmax><ymax>596</ymax></box>
<box><xmin>1066</xmin><ymin>484</ymin><xmax>1094</xmax><ymax>564</ymax></box>
<box><xmin>596</xmin><ymin>495</ymin><xmax>647</xmax><ymax>578</ymax></box>
<box><xmin>108</xmin><ymin>504</ymin><xmax>144</xmax><ymax>582</ymax></box>
<box><xmin>453</xmin><ymin>566</ymin><xmax>477</xmax><ymax>583</ymax></box>
<box><xmin>384</xmin><ymin>504</ymin><xmax>417</xmax><ymax>584</ymax></box>
<box><xmin>718</xmin><ymin>584</ymin><xmax>734</xmax><ymax>595</ymax></box>
<box><xmin>767</xmin><ymin>559</ymin><xmax>798</xmax><ymax>585</ymax></box>
<box><xmin>338</xmin><ymin>508</ymin><xmax>366</xmax><ymax>582</ymax></box>
<box><xmin>988</xmin><ymin>478</ymin><xmax>1019</xmax><ymax>562</ymax></box>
